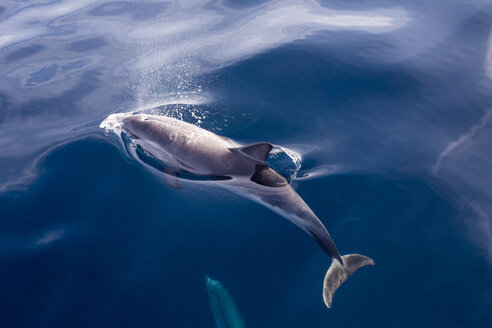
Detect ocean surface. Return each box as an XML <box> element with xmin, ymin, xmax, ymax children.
<box><xmin>1</xmin><ymin>0</ymin><xmax>492</xmax><ymax>327</ymax></box>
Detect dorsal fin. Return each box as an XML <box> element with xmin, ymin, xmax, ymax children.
<box><xmin>237</xmin><ymin>142</ymin><xmax>273</xmax><ymax>162</ymax></box>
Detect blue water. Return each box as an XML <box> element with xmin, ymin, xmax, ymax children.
<box><xmin>1</xmin><ymin>0</ymin><xmax>492</xmax><ymax>327</ymax></box>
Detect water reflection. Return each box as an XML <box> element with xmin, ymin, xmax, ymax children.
<box><xmin>4</xmin><ymin>44</ymin><xmax>46</xmax><ymax>63</ymax></box>
<box><xmin>0</xmin><ymin>0</ymin><xmax>408</xmax><ymax>192</ymax></box>
<box><xmin>0</xmin><ymin>0</ymin><xmax>491</xmax><ymax>278</ymax></box>
<box><xmin>69</xmin><ymin>37</ymin><xmax>108</xmax><ymax>52</ymax></box>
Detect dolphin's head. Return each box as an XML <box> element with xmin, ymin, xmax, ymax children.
<box><xmin>205</xmin><ymin>276</ymin><xmax>224</xmax><ymax>295</ymax></box>
<box><xmin>121</xmin><ymin>114</ymin><xmax>179</xmax><ymax>147</ymax></box>
<box><xmin>121</xmin><ymin>114</ymin><xmax>151</xmax><ymax>139</ymax></box>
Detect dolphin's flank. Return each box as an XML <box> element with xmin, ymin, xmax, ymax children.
<box><xmin>102</xmin><ymin>113</ymin><xmax>375</xmax><ymax>308</ymax></box>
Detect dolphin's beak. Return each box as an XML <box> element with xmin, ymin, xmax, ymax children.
<box><xmin>205</xmin><ymin>275</ymin><xmax>219</xmax><ymax>289</ymax></box>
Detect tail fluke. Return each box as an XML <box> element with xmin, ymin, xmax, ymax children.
<box><xmin>323</xmin><ymin>254</ymin><xmax>375</xmax><ymax>308</ymax></box>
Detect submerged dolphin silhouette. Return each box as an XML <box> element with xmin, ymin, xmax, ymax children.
<box><xmin>110</xmin><ymin>113</ymin><xmax>375</xmax><ymax>308</ymax></box>
<box><xmin>206</xmin><ymin>276</ymin><xmax>244</xmax><ymax>328</ymax></box>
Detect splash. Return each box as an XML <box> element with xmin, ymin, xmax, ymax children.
<box><xmin>267</xmin><ymin>146</ymin><xmax>302</xmax><ymax>179</ymax></box>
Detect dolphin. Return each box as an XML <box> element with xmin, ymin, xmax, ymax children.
<box><xmin>103</xmin><ymin>113</ymin><xmax>375</xmax><ymax>308</ymax></box>
<box><xmin>206</xmin><ymin>276</ymin><xmax>245</xmax><ymax>328</ymax></box>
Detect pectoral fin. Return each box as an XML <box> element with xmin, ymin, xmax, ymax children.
<box><xmin>163</xmin><ymin>167</ymin><xmax>182</xmax><ymax>189</ymax></box>
<box><xmin>251</xmin><ymin>164</ymin><xmax>288</xmax><ymax>187</ymax></box>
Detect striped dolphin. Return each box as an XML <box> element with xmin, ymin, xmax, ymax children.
<box><xmin>206</xmin><ymin>276</ymin><xmax>244</xmax><ymax>328</ymax></box>
<box><xmin>102</xmin><ymin>113</ymin><xmax>375</xmax><ymax>308</ymax></box>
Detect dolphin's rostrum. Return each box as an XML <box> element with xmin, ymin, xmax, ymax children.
<box><xmin>103</xmin><ymin>113</ymin><xmax>375</xmax><ymax>308</ymax></box>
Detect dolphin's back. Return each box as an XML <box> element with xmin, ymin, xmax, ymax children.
<box><xmin>123</xmin><ymin>115</ymin><xmax>249</xmax><ymax>175</ymax></box>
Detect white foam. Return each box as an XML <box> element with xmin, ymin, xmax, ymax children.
<box><xmin>99</xmin><ymin>112</ymin><xmax>132</xmax><ymax>135</ymax></box>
